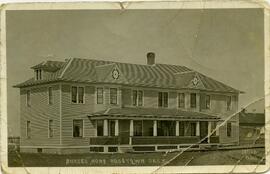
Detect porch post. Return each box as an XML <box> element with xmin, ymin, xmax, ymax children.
<box><xmin>103</xmin><ymin>119</ymin><xmax>108</xmax><ymax>136</ymax></box>
<box><xmin>176</xmin><ymin>121</ymin><xmax>179</xmax><ymax>136</ymax></box>
<box><xmin>115</xmin><ymin>120</ymin><xmax>119</xmax><ymax>136</ymax></box>
<box><xmin>153</xmin><ymin>120</ymin><xmax>157</xmax><ymax>136</ymax></box>
<box><xmin>196</xmin><ymin>121</ymin><xmax>200</xmax><ymax>136</ymax></box>
<box><xmin>207</xmin><ymin>122</ymin><xmax>211</xmax><ymax>143</ymax></box>
<box><xmin>129</xmin><ymin>120</ymin><xmax>134</xmax><ymax>136</ymax></box>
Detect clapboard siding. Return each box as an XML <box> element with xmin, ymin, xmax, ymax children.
<box><xmin>20</xmin><ymin>84</ymin><xmax>60</xmax><ymax>146</ymax></box>
<box><xmin>61</xmin><ymin>84</ymin><xmax>96</xmax><ymax>146</ymax></box>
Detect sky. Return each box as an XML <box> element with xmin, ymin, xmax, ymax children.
<box><xmin>6</xmin><ymin>9</ymin><xmax>265</xmax><ymax>136</ymax></box>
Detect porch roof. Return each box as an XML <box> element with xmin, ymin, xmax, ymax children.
<box><xmin>88</xmin><ymin>107</ymin><xmax>220</xmax><ymax>121</ymax></box>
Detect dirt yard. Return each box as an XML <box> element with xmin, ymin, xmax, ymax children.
<box><xmin>8</xmin><ymin>147</ymin><xmax>265</xmax><ymax>167</ymax></box>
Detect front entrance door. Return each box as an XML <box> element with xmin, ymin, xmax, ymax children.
<box><xmin>200</xmin><ymin>121</ymin><xmax>208</xmax><ymax>143</ymax></box>
<box><xmin>119</xmin><ymin>120</ymin><xmax>130</xmax><ymax>144</ymax></box>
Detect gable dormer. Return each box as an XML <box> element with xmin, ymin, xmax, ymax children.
<box><xmin>31</xmin><ymin>61</ymin><xmax>65</xmax><ymax>81</ymax></box>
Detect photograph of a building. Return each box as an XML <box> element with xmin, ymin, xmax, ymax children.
<box><xmin>14</xmin><ymin>53</ymin><xmax>242</xmax><ymax>154</ymax></box>
<box><xmin>6</xmin><ymin>7</ymin><xmax>266</xmax><ymax>168</ymax></box>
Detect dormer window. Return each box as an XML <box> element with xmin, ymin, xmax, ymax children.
<box><xmin>35</xmin><ymin>69</ymin><xmax>42</xmax><ymax>80</ymax></box>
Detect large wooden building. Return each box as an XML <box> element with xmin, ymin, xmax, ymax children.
<box><xmin>14</xmin><ymin>53</ymin><xmax>242</xmax><ymax>153</ymax></box>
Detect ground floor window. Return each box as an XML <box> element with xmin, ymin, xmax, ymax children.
<box><xmin>227</xmin><ymin>122</ymin><xmax>232</xmax><ymax>137</ymax></box>
<box><xmin>108</xmin><ymin>120</ymin><xmax>116</xmax><ymax>136</ymax></box>
<box><xmin>184</xmin><ymin>122</ymin><xmax>196</xmax><ymax>136</ymax></box>
<box><xmin>157</xmin><ymin>121</ymin><xmax>176</xmax><ymax>136</ymax></box>
<box><xmin>97</xmin><ymin>120</ymin><xmax>104</xmax><ymax>136</ymax></box>
<box><xmin>179</xmin><ymin>122</ymin><xmax>185</xmax><ymax>136</ymax></box>
<box><xmin>134</xmin><ymin>120</ymin><xmax>143</xmax><ymax>136</ymax></box>
<box><xmin>26</xmin><ymin>120</ymin><xmax>31</xmax><ymax>138</ymax></box>
<box><xmin>210</xmin><ymin>122</ymin><xmax>217</xmax><ymax>136</ymax></box>
<box><xmin>73</xmin><ymin>120</ymin><xmax>83</xmax><ymax>138</ymax></box>
<box><xmin>48</xmin><ymin>120</ymin><xmax>54</xmax><ymax>138</ymax></box>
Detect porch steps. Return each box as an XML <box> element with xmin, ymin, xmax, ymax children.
<box><xmin>118</xmin><ymin>146</ymin><xmax>133</xmax><ymax>153</ymax></box>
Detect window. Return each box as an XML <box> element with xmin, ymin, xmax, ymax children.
<box><xmin>26</xmin><ymin>121</ymin><xmax>31</xmax><ymax>138</ymax></box>
<box><xmin>205</xmin><ymin>95</ymin><xmax>210</xmax><ymax>109</ymax></box>
<box><xmin>97</xmin><ymin>120</ymin><xmax>104</xmax><ymax>136</ymax></box>
<box><xmin>48</xmin><ymin>87</ymin><xmax>53</xmax><ymax>105</ymax></box>
<box><xmin>110</xmin><ymin>88</ymin><xmax>117</xmax><ymax>104</ymax></box>
<box><xmin>178</xmin><ymin>93</ymin><xmax>185</xmax><ymax>108</ymax></box>
<box><xmin>97</xmin><ymin>88</ymin><xmax>103</xmax><ymax>104</ymax></box>
<box><xmin>227</xmin><ymin>122</ymin><xmax>232</xmax><ymax>137</ymax></box>
<box><xmin>158</xmin><ymin>92</ymin><xmax>168</xmax><ymax>108</ymax></box>
<box><xmin>133</xmin><ymin>90</ymin><xmax>143</xmax><ymax>106</ymax></box>
<box><xmin>26</xmin><ymin>90</ymin><xmax>31</xmax><ymax>107</ymax></box>
<box><xmin>73</xmin><ymin>120</ymin><xmax>83</xmax><ymax>138</ymax></box>
<box><xmin>157</xmin><ymin>121</ymin><xmax>175</xmax><ymax>136</ymax></box>
<box><xmin>78</xmin><ymin>87</ymin><xmax>84</xmax><ymax>103</ymax></box>
<box><xmin>71</xmin><ymin>86</ymin><xmax>77</xmax><ymax>103</ymax></box>
<box><xmin>48</xmin><ymin>120</ymin><xmax>53</xmax><ymax>138</ymax></box>
<box><xmin>71</xmin><ymin>86</ymin><xmax>84</xmax><ymax>104</ymax></box>
<box><xmin>190</xmin><ymin>123</ymin><xmax>196</xmax><ymax>136</ymax></box>
<box><xmin>134</xmin><ymin>120</ymin><xmax>143</xmax><ymax>136</ymax></box>
<box><xmin>108</xmin><ymin>120</ymin><xmax>116</xmax><ymax>136</ymax></box>
<box><xmin>35</xmin><ymin>69</ymin><xmax>42</xmax><ymax>80</ymax></box>
<box><xmin>179</xmin><ymin>122</ymin><xmax>185</xmax><ymax>136</ymax></box>
<box><xmin>226</xmin><ymin>96</ymin><xmax>232</xmax><ymax>111</ymax></box>
<box><xmin>211</xmin><ymin>122</ymin><xmax>217</xmax><ymax>136</ymax></box>
<box><xmin>184</xmin><ymin>122</ymin><xmax>196</xmax><ymax>136</ymax></box>
<box><xmin>190</xmin><ymin>93</ymin><xmax>196</xmax><ymax>108</ymax></box>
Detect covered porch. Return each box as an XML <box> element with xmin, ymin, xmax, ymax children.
<box><xmin>88</xmin><ymin>108</ymin><xmax>220</xmax><ymax>147</ymax></box>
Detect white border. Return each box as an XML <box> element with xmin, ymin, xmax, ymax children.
<box><xmin>0</xmin><ymin>1</ymin><xmax>269</xmax><ymax>174</ymax></box>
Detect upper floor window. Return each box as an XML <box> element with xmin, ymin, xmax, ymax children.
<box><xmin>71</xmin><ymin>86</ymin><xmax>84</xmax><ymax>104</ymax></box>
<box><xmin>226</xmin><ymin>96</ymin><xmax>232</xmax><ymax>111</ymax></box>
<box><xmin>178</xmin><ymin>93</ymin><xmax>185</xmax><ymax>108</ymax></box>
<box><xmin>35</xmin><ymin>69</ymin><xmax>42</xmax><ymax>80</ymax></box>
<box><xmin>48</xmin><ymin>87</ymin><xmax>53</xmax><ymax>105</ymax></box>
<box><xmin>110</xmin><ymin>88</ymin><xmax>118</xmax><ymax>105</ymax></box>
<box><xmin>227</xmin><ymin>122</ymin><xmax>232</xmax><ymax>137</ymax></box>
<box><xmin>205</xmin><ymin>95</ymin><xmax>210</xmax><ymax>109</ymax></box>
<box><xmin>132</xmin><ymin>90</ymin><xmax>143</xmax><ymax>106</ymax></box>
<box><xmin>48</xmin><ymin>120</ymin><xmax>54</xmax><ymax>138</ymax></box>
<box><xmin>190</xmin><ymin>93</ymin><xmax>196</xmax><ymax>108</ymax></box>
<box><xmin>26</xmin><ymin>90</ymin><xmax>31</xmax><ymax>107</ymax></box>
<box><xmin>97</xmin><ymin>88</ymin><xmax>104</xmax><ymax>104</ymax></box>
<box><xmin>158</xmin><ymin>92</ymin><xmax>168</xmax><ymax>108</ymax></box>
<box><xmin>73</xmin><ymin>119</ymin><xmax>83</xmax><ymax>138</ymax></box>
<box><xmin>26</xmin><ymin>120</ymin><xmax>31</xmax><ymax>138</ymax></box>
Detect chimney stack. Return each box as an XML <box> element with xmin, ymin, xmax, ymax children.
<box><xmin>147</xmin><ymin>52</ymin><xmax>155</xmax><ymax>65</ymax></box>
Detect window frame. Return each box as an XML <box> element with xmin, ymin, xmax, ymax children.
<box><xmin>190</xmin><ymin>93</ymin><xmax>197</xmax><ymax>108</ymax></box>
<box><xmin>110</xmin><ymin>88</ymin><xmax>118</xmax><ymax>105</ymax></box>
<box><xmin>96</xmin><ymin>87</ymin><xmax>104</xmax><ymax>104</ymax></box>
<box><xmin>158</xmin><ymin>92</ymin><xmax>169</xmax><ymax>108</ymax></box>
<box><xmin>133</xmin><ymin>120</ymin><xmax>143</xmax><ymax>136</ymax></box>
<box><xmin>205</xmin><ymin>95</ymin><xmax>211</xmax><ymax>109</ymax></box>
<box><xmin>226</xmin><ymin>122</ymin><xmax>232</xmax><ymax>137</ymax></box>
<box><xmin>48</xmin><ymin>119</ymin><xmax>54</xmax><ymax>138</ymax></box>
<box><xmin>132</xmin><ymin>90</ymin><xmax>144</xmax><ymax>107</ymax></box>
<box><xmin>178</xmin><ymin>93</ymin><xmax>185</xmax><ymax>108</ymax></box>
<box><xmin>71</xmin><ymin>86</ymin><xmax>85</xmax><ymax>104</ymax></box>
<box><xmin>226</xmin><ymin>96</ymin><xmax>232</xmax><ymax>111</ymax></box>
<box><xmin>72</xmin><ymin>119</ymin><xmax>84</xmax><ymax>138</ymax></box>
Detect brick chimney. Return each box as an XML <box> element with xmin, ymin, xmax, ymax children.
<box><xmin>147</xmin><ymin>52</ymin><xmax>155</xmax><ymax>65</ymax></box>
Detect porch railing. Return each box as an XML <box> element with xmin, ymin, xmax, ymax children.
<box><xmin>90</xmin><ymin>136</ymin><xmax>207</xmax><ymax>145</ymax></box>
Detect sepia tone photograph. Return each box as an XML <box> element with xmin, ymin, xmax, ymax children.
<box><xmin>1</xmin><ymin>1</ymin><xmax>269</xmax><ymax>173</ymax></box>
